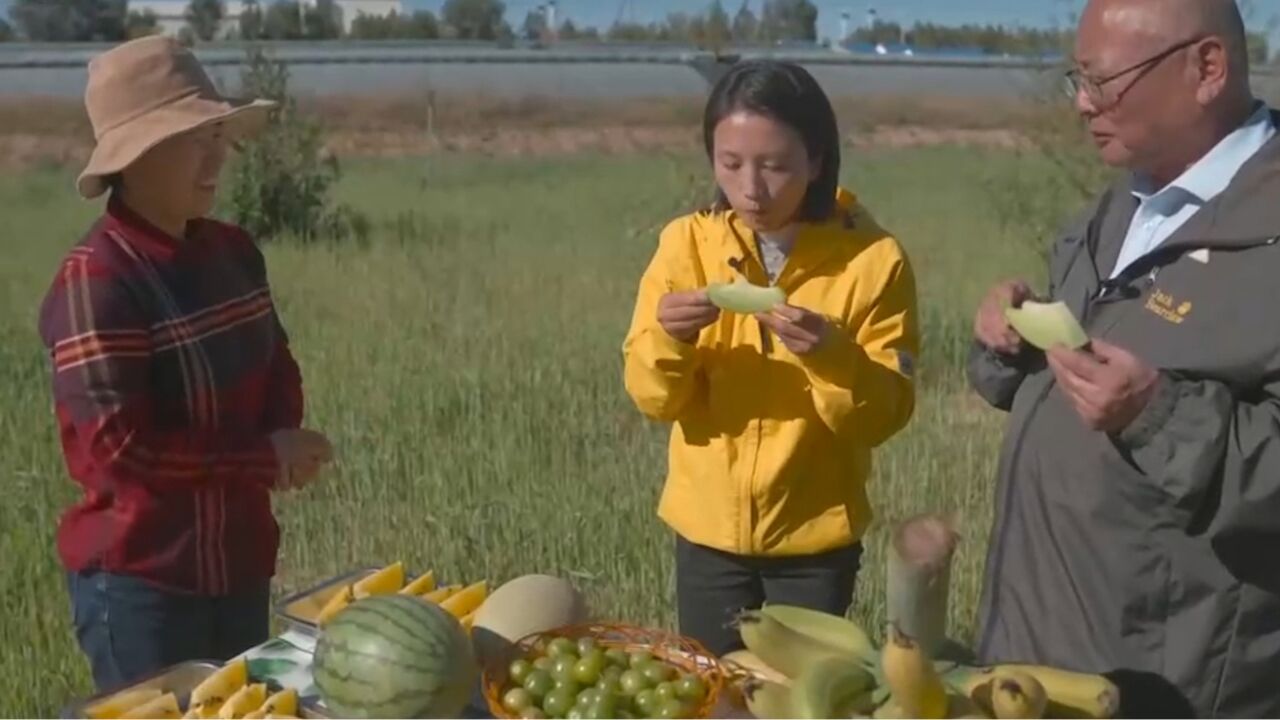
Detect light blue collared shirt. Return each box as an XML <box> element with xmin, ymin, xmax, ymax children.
<box><xmin>1111</xmin><ymin>102</ymin><xmax>1276</xmax><ymax>278</ymax></box>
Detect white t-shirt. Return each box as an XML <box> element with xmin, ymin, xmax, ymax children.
<box><xmin>756</xmin><ymin>226</ymin><xmax>796</xmax><ymax>284</ymax></box>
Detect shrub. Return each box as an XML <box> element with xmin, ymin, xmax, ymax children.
<box><xmin>221</xmin><ymin>45</ymin><xmax>369</xmax><ymax>243</ymax></box>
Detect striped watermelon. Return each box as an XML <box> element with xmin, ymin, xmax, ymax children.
<box><xmin>312</xmin><ymin>594</ymin><xmax>479</xmax><ymax>718</ymax></box>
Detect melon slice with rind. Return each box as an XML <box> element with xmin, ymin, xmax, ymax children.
<box><xmin>707</xmin><ymin>280</ymin><xmax>786</xmax><ymax>314</ymax></box>
<box><xmin>1004</xmin><ymin>301</ymin><xmax>1088</xmax><ymax>350</ymax></box>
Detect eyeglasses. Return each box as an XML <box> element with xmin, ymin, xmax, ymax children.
<box><xmin>1063</xmin><ymin>36</ymin><xmax>1204</xmax><ymax>108</ymax></box>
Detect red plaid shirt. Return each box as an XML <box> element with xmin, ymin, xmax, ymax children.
<box><xmin>38</xmin><ymin>197</ymin><xmax>303</xmax><ymax>596</ymax></box>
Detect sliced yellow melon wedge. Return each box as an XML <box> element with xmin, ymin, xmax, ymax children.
<box><xmin>459</xmin><ymin>609</ymin><xmax>476</xmax><ymax>632</ymax></box>
<box><xmin>315</xmin><ymin>583</ymin><xmax>355</xmax><ymax>626</ymax></box>
<box><xmin>400</xmin><ymin>570</ymin><xmax>436</xmax><ymax>595</ymax></box>
<box><xmin>422</xmin><ymin>584</ymin><xmax>462</xmax><ymax>604</ymax></box>
<box><xmin>1004</xmin><ymin>301</ymin><xmax>1088</xmax><ymax>351</ymax></box>
<box><xmin>189</xmin><ymin>659</ymin><xmax>247</xmax><ymax>716</ymax></box>
<box><xmin>353</xmin><ymin>561</ymin><xmax>405</xmax><ymax>598</ymax></box>
<box><xmin>86</xmin><ymin>687</ymin><xmax>164</xmax><ymax>719</ymax></box>
<box><xmin>242</xmin><ymin>687</ymin><xmax>297</xmax><ymax>720</ymax></box>
<box><xmin>707</xmin><ymin>279</ymin><xmax>785</xmax><ymax>314</ymax></box>
<box><xmin>119</xmin><ymin>692</ymin><xmax>180</xmax><ymax>719</ymax></box>
<box><xmin>439</xmin><ymin>580</ymin><xmax>488</xmax><ymax>618</ymax></box>
<box><xmin>218</xmin><ymin>683</ymin><xmax>267</xmax><ymax>719</ymax></box>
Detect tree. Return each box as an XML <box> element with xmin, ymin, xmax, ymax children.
<box><xmin>704</xmin><ymin>0</ymin><xmax>731</xmax><ymax>49</ymax></box>
<box><xmin>223</xmin><ymin>46</ymin><xmax>367</xmax><ymax>243</ymax></box>
<box><xmin>442</xmin><ymin>0</ymin><xmax>506</xmax><ymax>40</ymax></box>
<box><xmin>263</xmin><ymin>0</ymin><xmax>303</xmax><ymax>39</ymax></box>
<box><xmin>731</xmin><ymin>0</ymin><xmax>758</xmax><ymax>43</ymax></box>
<box><xmin>185</xmin><ymin>0</ymin><xmax>225</xmax><ymax>42</ymax></box>
<box><xmin>521</xmin><ymin>6</ymin><xmax>548</xmax><ymax>42</ymax></box>
<box><xmin>11</xmin><ymin>0</ymin><xmax>128</xmax><ymax>42</ymax></box>
<box><xmin>261</xmin><ymin>0</ymin><xmax>340</xmax><ymax>40</ymax></box>
<box><xmin>348</xmin><ymin>10</ymin><xmax>439</xmax><ymax>39</ymax></box>
<box><xmin>239</xmin><ymin>0</ymin><xmax>263</xmax><ymax>40</ymax></box>
<box><xmin>759</xmin><ymin>0</ymin><xmax>817</xmax><ymax>42</ymax></box>
<box><xmin>0</xmin><ymin>18</ymin><xmax>14</xmax><ymax>41</ymax></box>
<box><xmin>305</xmin><ymin>0</ymin><xmax>343</xmax><ymax>39</ymax></box>
<box><xmin>125</xmin><ymin>9</ymin><xmax>160</xmax><ymax>38</ymax></box>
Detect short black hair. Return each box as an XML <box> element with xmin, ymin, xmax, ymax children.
<box><xmin>702</xmin><ymin>60</ymin><xmax>841</xmax><ymax>222</ymax></box>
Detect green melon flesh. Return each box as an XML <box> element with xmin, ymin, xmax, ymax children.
<box><xmin>707</xmin><ymin>280</ymin><xmax>786</xmax><ymax>314</ymax></box>
<box><xmin>1004</xmin><ymin>300</ymin><xmax>1088</xmax><ymax>350</ymax></box>
<box><xmin>313</xmin><ymin>594</ymin><xmax>478</xmax><ymax>719</ymax></box>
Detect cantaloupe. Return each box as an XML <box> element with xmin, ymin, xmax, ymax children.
<box><xmin>242</xmin><ymin>688</ymin><xmax>297</xmax><ymax>720</ymax></box>
<box><xmin>470</xmin><ymin>574</ymin><xmax>589</xmax><ymax>665</ymax></box>
<box><xmin>421</xmin><ymin>584</ymin><xmax>462</xmax><ymax>604</ymax></box>
<box><xmin>189</xmin><ymin>659</ymin><xmax>247</xmax><ymax>715</ymax></box>
<box><xmin>218</xmin><ymin>683</ymin><xmax>267</xmax><ymax>719</ymax></box>
<box><xmin>353</xmin><ymin>561</ymin><xmax>405</xmax><ymax>598</ymax></box>
<box><xmin>438</xmin><ymin>580</ymin><xmax>488</xmax><ymax>618</ymax></box>
<box><xmin>118</xmin><ymin>692</ymin><xmax>180</xmax><ymax>719</ymax></box>
<box><xmin>707</xmin><ymin>279</ymin><xmax>786</xmax><ymax>314</ymax></box>
<box><xmin>86</xmin><ymin>688</ymin><xmax>163</xmax><ymax>719</ymax></box>
<box><xmin>313</xmin><ymin>594</ymin><xmax>479</xmax><ymax>718</ymax></box>
<box><xmin>1004</xmin><ymin>301</ymin><xmax>1088</xmax><ymax>351</ymax></box>
<box><xmin>400</xmin><ymin>570</ymin><xmax>437</xmax><ymax>595</ymax></box>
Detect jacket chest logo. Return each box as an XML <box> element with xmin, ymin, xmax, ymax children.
<box><xmin>1144</xmin><ymin>288</ymin><xmax>1192</xmax><ymax>325</ymax></box>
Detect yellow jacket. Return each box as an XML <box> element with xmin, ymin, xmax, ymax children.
<box><xmin>622</xmin><ymin>187</ymin><xmax>919</xmax><ymax>557</ymax></box>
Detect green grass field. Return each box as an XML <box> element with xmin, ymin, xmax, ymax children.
<box><xmin>0</xmin><ymin>144</ymin><xmax>1069</xmax><ymax>715</ymax></box>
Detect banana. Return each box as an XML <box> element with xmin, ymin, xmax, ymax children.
<box><xmin>881</xmin><ymin>622</ymin><xmax>949</xmax><ymax>719</ymax></box>
<box><xmin>721</xmin><ymin>649</ymin><xmax>791</xmax><ymax>686</ymax></box>
<box><xmin>737</xmin><ymin>608</ymin><xmax>872</xmax><ymax>679</ymax></box>
<box><xmin>945</xmin><ymin>691</ymin><xmax>992</xmax><ymax>719</ymax></box>
<box><xmin>958</xmin><ymin>665</ymin><xmax>1119</xmax><ymax>719</ymax></box>
<box><xmin>760</xmin><ymin>604</ymin><xmax>879</xmax><ymax>664</ymax></box>
<box><xmin>988</xmin><ymin>670</ymin><xmax>1048</xmax><ymax>719</ymax></box>
<box><xmin>742</xmin><ymin>678</ymin><xmax>794</xmax><ymax>719</ymax></box>
<box><xmin>789</xmin><ymin>655</ymin><xmax>876</xmax><ymax>719</ymax></box>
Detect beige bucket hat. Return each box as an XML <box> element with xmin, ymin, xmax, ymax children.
<box><xmin>76</xmin><ymin>35</ymin><xmax>277</xmax><ymax>199</ymax></box>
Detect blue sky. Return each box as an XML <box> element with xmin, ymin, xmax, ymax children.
<box><xmin>3</xmin><ymin>1</ymin><xmax>1278</xmax><ymax>42</ymax></box>
<box><xmin>409</xmin><ymin>0</ymin><xmax>1280</xmax><ymax>42</ymax></box>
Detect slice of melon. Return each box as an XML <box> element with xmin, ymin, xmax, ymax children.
<box><xmin>400</xmin><ymin>570</ymin><xmax>437</xmax><ymax>595</ymax></box>
<box><xmin>315</xmin><ymin>584</ymin><xmax>355</xmax><ymax>626</ymax></box>
<box><xmin>86</xmin><ymin>687</ymin><xmax>164</xmax><ymax>719</ymax></box>
<box><xmin>218</xmin><ymin>683</ymin><xmax>267</xmax><ymax>719</ymax></box>
<box><xmin>352</xmin><ymin>561</ymin><xmax>405</xmax><ymax>598</ymax></box>
<box><xmin>242</xmin><ymin>688</ymin><xmax>297</xmax><ymax>720</ymax></box>
<box><xmin>118</xmin><ymin>692</ymin><xmax>181</xmax><ymax>719</ymax></box>
<box><xmin>707</xmin><ymin>279</ymin><xmax>786</xmax><ymax>314</ymax></box>
<box><xmin>439</xmin><ymin>580</ymin><xmax>488</xmax><ymax>619</ymax></box>
<box><xmin>459</xmin><ymin>610</ymin><xmax>476</xmax><ymax>632</ymax></box>
<box><xmin>421</xmin><ymin>584</ymin><xmax>462</xmax><ymax>604</ymax></box>
<box><xmin>1004</xmin><ymin>301</ymin><xmax>1088</xmax><ymax>351</ymax></box>
<box><xmin>189</xmin><ymin>659</ymin><xmax>248</xmax><ymax>716</ymax></box>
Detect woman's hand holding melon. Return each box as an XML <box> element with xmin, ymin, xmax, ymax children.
<box><xmin>658</xmin><ymin>290</ymin><xmax>721</xmax><ymax>344</ymax></box>
<box><xmin>755</xmin><ymin>304</ymin><xmax>830</xmax><ymax>355</ymax></box>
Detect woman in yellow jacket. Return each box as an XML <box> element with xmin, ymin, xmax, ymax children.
<box><xmin>622</xmin><ymin>60</ymin><xmax>919</xmax><ymax>654</ymax></box>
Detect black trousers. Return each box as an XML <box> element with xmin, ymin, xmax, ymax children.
<box><xmin>674</xmin><ymin>534</ymin><xmax>863</xmax><ymax>656</ymax></box>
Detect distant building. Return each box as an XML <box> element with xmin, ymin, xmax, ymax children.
<box><xmin>129</xmin><ymin>0</ymin><xmax>404</xmax><ymax>38</ymax></box>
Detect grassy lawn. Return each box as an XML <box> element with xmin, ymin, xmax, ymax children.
<box><xmin>0</xmin><ymin>144</ymin><xmax>1067</xmax><ymax>715</ymax></box>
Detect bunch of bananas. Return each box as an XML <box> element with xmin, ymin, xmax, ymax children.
<box><xmin>722</xmin><ymin>605</ymin><xmax>1120</xmax><ymax>720</ymax></box>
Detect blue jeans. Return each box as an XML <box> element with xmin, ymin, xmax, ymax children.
<box><xmin>66</xmin><ymin>570</ymin><xmax>270</xmax><ymax>692</ymax></box>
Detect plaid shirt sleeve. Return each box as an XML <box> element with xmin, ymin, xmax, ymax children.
<box><xmin>262</xmin><ymin>317</ymin><xmax>304</xmax><ymax>432</ymax></box>
<box><xmin>41</xmin><ymin>249</ymin><xmax>281</xmax><ymax>492</ymax></box>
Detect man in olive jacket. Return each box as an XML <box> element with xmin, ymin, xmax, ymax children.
<box><xmin>968</xmin><ymin>0</ymin><xmax>1280</xmax><ymax>716</ymax></box>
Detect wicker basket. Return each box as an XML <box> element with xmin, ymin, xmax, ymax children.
<box><xmin>481</xmin><ymin>622</ymin><xmax>727</xmax><ymax>719</ymax></box>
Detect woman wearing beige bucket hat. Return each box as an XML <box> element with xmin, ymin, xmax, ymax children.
<box><xmin>36</xmin><ymin>35</ymin><xmax>334</xmax><ymax>692</ymax></box>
